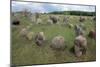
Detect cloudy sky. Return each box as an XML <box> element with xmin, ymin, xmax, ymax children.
<box><xmin>12</xmin><ymin>1</ymin><xmax>96</xmax><ymax>13</ymax></box>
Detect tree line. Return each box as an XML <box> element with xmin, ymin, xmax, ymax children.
<box><xmin>48</xmin><ymin>11</ymin><xmax>96</xmax><ymax>16</ymax></box>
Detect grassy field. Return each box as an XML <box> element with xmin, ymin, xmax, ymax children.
<box><xmin>11</xmin><ymin>14</ymin><xmax>96</xmax><ymax>66</ymax></box>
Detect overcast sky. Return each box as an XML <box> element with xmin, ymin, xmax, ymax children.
<box><xmin>12</xmin><ymin>0</ymin><xmax>96</xmax><ymax>5</ymax></box>
<box><xmin>12</xmin><ymin>1</ymin><xmax>96</xmax><ymax>13</ymax></box>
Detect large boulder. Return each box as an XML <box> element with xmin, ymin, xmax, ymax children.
<box><xmin>51</xmin><ymin>36</ymin><xmax>66</xmax><ymax>50</ymax></box>
<box><xmin>34</xmin><ymin>32</ymin><xmax>46</xmax><ymax>46</ymax></box>
<box><xmin>74</xmin><ymin>35</ymin><xmax>87</xmax><ymax>57</ymax></box>
<box><xmin>88</xmin><ymin>30</ymin><xmax>96</xmax><ymax>40</ymax></box>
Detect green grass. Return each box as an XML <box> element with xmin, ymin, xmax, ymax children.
<box><xmin>11</xmin><ymin>14</ymin><xmax>96</xmax><ymax>66</ymax></box>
